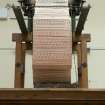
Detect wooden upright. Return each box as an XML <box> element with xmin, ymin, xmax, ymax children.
<box><xmin>14</xmin><ymin>42</ymin><xmax>25</xmax><ymax>88</ymax></box>
<box><xmin>76</xmin><ymin>37</ymin><xmax>88</xmax><ymax>88</ymax></box>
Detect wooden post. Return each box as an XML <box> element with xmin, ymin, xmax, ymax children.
<box><xmin>14</xmin><ymin>42</ymin><xmax>25</xmax><ymax>88</ymax></box>
<box><xmin>76</xmin><ymin>39</ymin><xmax>88</xmax><ymax>88</ymax></box>
<box><xmin>80</xmin><ymin>39</ymin><xmax>88</xmax><ymax>88</ymax></box>
<box><xmin>76</xmin><ymin>43</ymin><xmax>82</xmax><ymax>87</ymax></box>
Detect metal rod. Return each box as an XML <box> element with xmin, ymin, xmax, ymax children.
<box><xmin>12</xmin><ymin>6</ymin><xmax>28</xmax><ymax>33</ymax></box>
<box><xmin>75</xmin><ymin>5</ymin><xmax>91</xmax><ymax>35</ymax></box>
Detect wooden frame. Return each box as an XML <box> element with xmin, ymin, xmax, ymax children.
<box><xmin>12</xmin><ymin>33</ymin><xmax>90</xmax><ymax>88</ymax></box>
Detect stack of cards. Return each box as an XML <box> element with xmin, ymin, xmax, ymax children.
<box><xmin>33</xmin><ymin>0</ymin><xmax>72</xmax><ymax>84</ymax></box>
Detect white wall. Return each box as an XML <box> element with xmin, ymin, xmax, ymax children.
<box><xmin>0</xmin><ymin>0</ymin><xmax>105</xmax><ymax>88</ymax></box>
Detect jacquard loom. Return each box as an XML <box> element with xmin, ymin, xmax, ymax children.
<box><xmin>1</xmin><ymin>0</ymin><xmax>105</xmax><ymax>105</ymax></box>
<box><xmin>12</xmin><ymin>0</ymin><xmax>91</xmax><ymax>88</ymax></box>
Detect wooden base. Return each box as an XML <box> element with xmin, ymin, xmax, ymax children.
<box><xmin>0</xmin><ymin>88</ymin><xmax>105</xmax><ymax>104</ymax></box>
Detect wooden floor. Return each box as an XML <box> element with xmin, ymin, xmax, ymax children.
<box><xmin>0</xmin><ymin>88</ymin><xmax>105</xmax><ymax>104</ymax></box>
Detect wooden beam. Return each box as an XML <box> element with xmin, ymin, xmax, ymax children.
<box><xmin>0</xmin><ymin>89</ymin><xmax>105</xmax><ymax>104</ymax></box>
<box><xmin>12</xmin><ymin>33</ymin><xmax>32</xmax><ymax>42</ymax></box>
<box><xmin>75</xmin><ymin>5</ymin><xmax>91</xmax><ymax>35</ymax></box>
<box><xmin>73</xmin><ymin>33</ymin><xmax>91</xmax><ymax>42</ymax></box>
<box><xmin>15</xmin><ymin>42</ymin><xmax>25</xmax><ymax>88</ymax></box>
<box><xmin>12</xmin><ymin>6</ymin><xmax>28</xmax><ymax>33</ymax></box>
<box><xmin>12</xmin><ymin>33</ymin><xmax>91</xmax><ymax>42</ymax></box>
